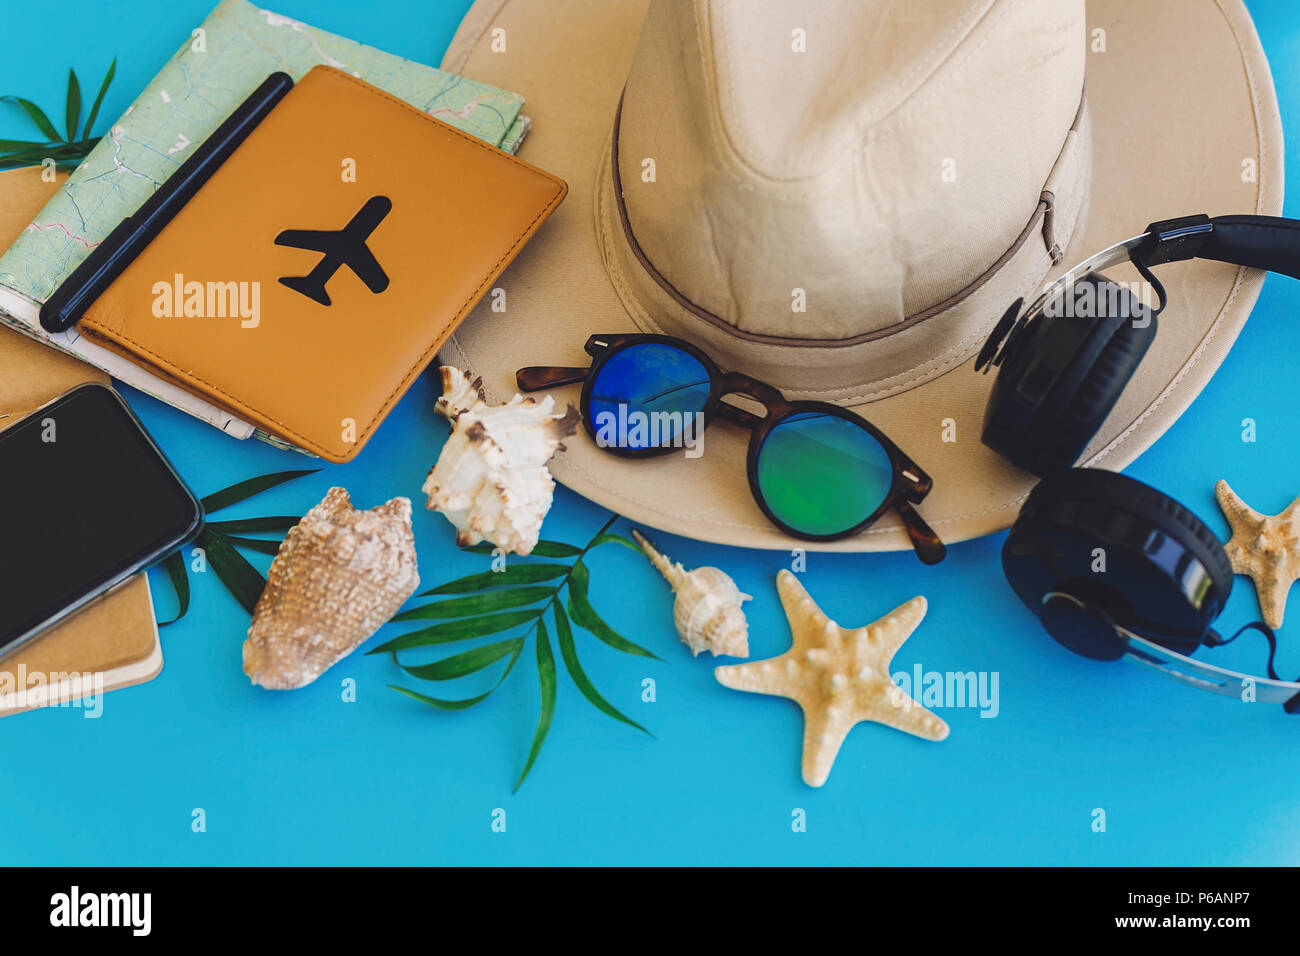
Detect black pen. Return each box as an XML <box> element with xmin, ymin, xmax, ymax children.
<box><xmin>39</xmin><ymin>71</ymin><xmax>294</xmax><ymax>334</ymax></box>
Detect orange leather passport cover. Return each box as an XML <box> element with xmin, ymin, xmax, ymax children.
<box><xmin>78</xmin><ymin>66</ymin><xmax>567</xmax><ymax>462</ymax></box>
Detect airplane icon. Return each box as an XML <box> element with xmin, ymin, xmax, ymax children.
<box><xmin>275</xmin><ymin>195</ymin><xmax>393</xmax><ymax>306</ymax></box>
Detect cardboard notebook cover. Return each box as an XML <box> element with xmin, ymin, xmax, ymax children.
<box><xmin>76</xmin><ymin>65</ymin><xmax>567</xmax><ymax>463</ymax></box>
<box><xmin>0</xmin><ymin>168</ymin><xmax>160</xmax><ymax>715</ymax></box>
<box><xmin>0</xmin><ymin>578</ymin><xmax>162</xmax><ymax>717</ymax></box>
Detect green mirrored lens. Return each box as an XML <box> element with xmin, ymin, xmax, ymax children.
<box><xmin>756</xmin><ymin>412</ymin><xmax>893</xmax><ymax>536</ymax></box>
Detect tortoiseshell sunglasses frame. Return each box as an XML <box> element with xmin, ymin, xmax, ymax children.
<box><xmin>516</xmin><ymin>333</ymin><xmax>945</xmax><ymax>564</ymax></box>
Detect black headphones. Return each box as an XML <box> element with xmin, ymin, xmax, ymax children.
<box><xmin>978</xmin><ymin>214</ymin><xmax>1300</xmax><ymax>709</ymax></box>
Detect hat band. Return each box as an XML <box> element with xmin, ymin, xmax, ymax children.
<box><xmin>596</xmin><ymin>90</ymin><xmax>1092</xmax><ymax>404</ymax></box>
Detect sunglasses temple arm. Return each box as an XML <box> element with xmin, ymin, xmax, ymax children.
<box><xmin>516</xmin><ymin>366</ymin><xmax>591</xmax><ymax>392</ymax></box>
<box><xmin>894</xmin><ymin>500</ymin><xmax>947</xmax><ymax>565</ymax></box>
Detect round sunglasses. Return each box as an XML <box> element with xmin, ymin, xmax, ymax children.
<box><xmin>517</xmin><ymin>334</ymin><xmax>946</xmax><ymax>564</ymax></box>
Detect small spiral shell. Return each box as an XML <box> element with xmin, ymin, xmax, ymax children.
<box><xmin>633</xmin><ymin>529</ymin><xmax>751</xmax><ymax>658</ymax></box>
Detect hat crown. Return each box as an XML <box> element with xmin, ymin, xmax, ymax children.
<box><xmin>616</xmin><ymin>0</ymin><xmax>1087</xmax><ymax>343</ymax></box>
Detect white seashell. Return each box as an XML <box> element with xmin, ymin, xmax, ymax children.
<box><xmin>243</xmin><ymin>487</ymin><xmax>420</xmax><ymax>690</ymax></box>
<box><xmin>424</xmin><ymin>366</ymin><xmax>578</xmax><ymax>556</ymax></box>
<box><xmin>633</xmin><ymin>529</ymin><xmax>751</xmax><ymax>658</ymax></box>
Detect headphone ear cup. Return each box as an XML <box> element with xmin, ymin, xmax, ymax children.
<box><xmin>981</xmin><ymin>309</ymin><xmax>1070</xmax><ymax>469</ymax></box>
<box><xmin>1005</xmin><ymin>468</ymin><xmax>1233</xmax><ymax>657</ymax></box>
<box><xmin>1022</xmin><ymin>468</ymin><xmax>1234</xmax><ymax>597</ymax></box>
<box><xmin>1039</xmin><ymin>312</ymin><xmax>1158</xmax><ymax>472</ymax></box>
<box><xmin>1020</xmin><ymin>280</ymin><xmax>1158</xmax><ymax>475</ymax></box>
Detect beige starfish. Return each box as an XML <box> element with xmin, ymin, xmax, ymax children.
<box><xmin>714</xmin><ymin>570</ymin><xmax>948</xmax><ymax>787</ymax></box>
<box><xmin>1215</xmin><ymin>479</ymin><xmax>1300</xmax><ymax>629</ymax></box>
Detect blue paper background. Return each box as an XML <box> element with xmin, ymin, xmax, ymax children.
<box><xmin>1</xmin><ymin>0</ymin><xmax>1298</xmax><ymax>866</ymax></box>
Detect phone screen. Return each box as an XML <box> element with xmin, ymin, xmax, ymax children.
<box><xmin>0</xmin><ymin>385</ymin><xmax>201</xmax><ymax>654</ymax></box>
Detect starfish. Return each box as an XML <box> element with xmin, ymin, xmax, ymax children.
<box><xmin>1215</xmin><ymin>479</ymin><xmax>1300</xmax><ymax>629</ymax></box>
<box><xmin>714</xmin><ymin>570</ymin><xmax>947</xmax><ymax>787</ymax></box>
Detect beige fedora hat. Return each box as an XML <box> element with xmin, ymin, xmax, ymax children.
<box><xmin>439</xmin><ymin>0</ymin><xmax>1282</xmax><ymax>553</ymax></box>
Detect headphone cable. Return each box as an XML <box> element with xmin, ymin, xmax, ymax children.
<box><xmin>1207</xmin><ymin>621</ymin><xmax>1300</xmax><ymax>712</ymax></box>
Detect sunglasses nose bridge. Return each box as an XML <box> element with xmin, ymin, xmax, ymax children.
<box><xmin>718</xmin><ymin>372</ymin><xmax>782</xmax><ymax>412</ymax></box>
<box><xmin>712</xmin><ymin>372</ymin><xmax>783</xmax><ymax>431</ymax></box>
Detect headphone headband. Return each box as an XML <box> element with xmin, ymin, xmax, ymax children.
<box><xmin>976</xmin><ymin>213</ymin><xmax>1300</xmax><ymax>375</ymax></box>
<box><xmin>1118</xmin><ymin>624</ymin><xmax>1300</xmax><ymax>710</ymax></box>
<box><xmin>1142</xmin><ymin>213</ymin><xmax>1300</xmax><ymax>280</ymax></box>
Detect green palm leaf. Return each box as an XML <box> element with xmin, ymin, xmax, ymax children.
<box><xmin>220</xmin><ymin>535</ymin><xmax>284</xmax><ymax>555</ymax></box>
<box><xmin>199</xmin><ymin>529</ymin><xmax>266</xmax><ymax>615</ymax></box>
<box><xmin>389</xmin><ymin>512</ymin><xmax>658</xmax><ymax>790</ymax></box>
<box><xmin>1</xmin><ymin>96</ymin><xmax>61</xmax><ymax>142</ymax></box>
<box><xmin>154</xmin><ymin>469</ymin><xmax>313</xmax><ymax>625</ymax></box>
<box><xmin>591</xmin><ymin>532</ymin><xmax>641</xmax><ymax>554</ymax></box>
<box><xmin>389</xmin><ymin>684</ymin><xmax>500</xmax><ymax>711</ymax></box>
<box><xmin>368</xmin><ymin>609</ymin><xmax>541</xmax><ymax>655</ymax></box>
<box><xmin>514</xmin><ymin>620</ymin><xmax>557</xmax><ymax>791</ymax></box>
<box><xmin>391</xmin><ymin>638</ymin><xmax>526</xmax><ymax>711</ymax></box>
<box><xmin>204</xmin><ymin>516</ymin><xmax>302</xmax><ymax>534</ymax></box>
<box><xmin>460</xmin><ymin>539</ymin><xmax>583</xmax><ymax>558</ymax></box>
<box><xmin>420</xmin><ymin>562</ymin><xmax>568</xmax><ymax>596</ymax></box>
<box><xmin>568</xmin><ymin>560</ymin><xmax>658</xmax><ymax>659</ymax></box>
<box><xmin>530</xmin><ymin>541</ymin><xmax>583</xmax><ymax>557</ymax></box>
<box><xmin>156</xmin><ymin>551</ymin><xmax>190</xmax><ymax>627</ymax></box>
<box><xmin>64</xmin><ymin>69</ymin><xmax>81</xmax><ymax>143</ymax></box>
<box><xmin>553</xmin><ymin>601</ymin><xmax>647</xmax><ymax>733</ymax></box>
<box><xmin>0</xmin><ymin>147</ymin><xmax>83</xmax><ymax>171</ymax></box>
<box><xmin>2</xmin><ymin>59</ymin><xmax>118</xmax><ymax>171</ymax></box>
<box><xmin>396</xmin><ymin>637</ymin><xmax>525</xmax><ymax>681</ymax></box>
<box><xmin>200</xmin><ymin>468</ymin><xmax>320</xmax><ymax>512</ymax></box>
<box><xmin>392</xmin><ymin>586</ymin><xmax>555</xmax><ymax>622</ymax></box>
<box><xmin>82</xmin><ymin>58</ymin><xmax>115</xmax><ymax>139</ymax></box>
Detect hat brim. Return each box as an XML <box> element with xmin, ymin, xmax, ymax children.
<box><xmin>440</xmin><ymin>0</ymin><xmax>1282</xmax><ymax>553</ymax></box>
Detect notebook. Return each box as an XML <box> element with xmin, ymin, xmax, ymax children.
<box><xmin>0</xmin><ymin>166</ymin><xmax>161</xmax><ymax>717</ymax></box>
<box><xmin>0</xmin><ymin>577</ymin><xmax>162</xmax><ymax>718</ymax></box>
<box><xmin>0</xmin><ymin>0</ymin><xmax>535</xmax><ymax>448</ymax></box>
<box><xmin>69</xmin><ymin>65</ymin><xmax>566</xmax><ymax>462</ymax></box>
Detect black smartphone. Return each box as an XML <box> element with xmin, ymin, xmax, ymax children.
<box><xmin>0</xmin><ymin>383</ymin><xmax>202</xmax><ymax>659</ymax></box>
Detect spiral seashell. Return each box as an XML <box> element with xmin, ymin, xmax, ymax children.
<box><xmin>424</xmin><ymin>366</ymin><xmax>578</xmax><ymax>556</ymax></box>
<box><xmin>243</xmin><ymin>487</ymin><xmax>419</xmax><ymax>690</ymax></box>
<box><xmin>632</xmin><ymin>529</ymin><xmax>751</xmax><ymax>658</ymax></box>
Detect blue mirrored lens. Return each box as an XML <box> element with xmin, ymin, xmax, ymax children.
<box><xmin>589</xmin><ymin>344</ymin><xmax>711</xmax><ymax>450</ymax></box>
<box><xmin>756</xmin><ymin>412</ymin><xmax>893</xmax><ymax>536</ymax></box>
